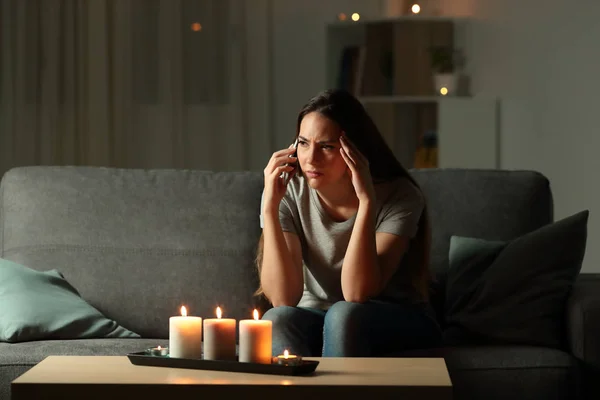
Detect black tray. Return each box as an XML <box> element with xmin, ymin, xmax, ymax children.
<box><xmin>127</xmin><ymin>352</ymin><xmax>319</xmax><ymax>376</ymax></box>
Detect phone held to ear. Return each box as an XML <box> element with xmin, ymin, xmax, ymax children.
<box><xmin>281</xmin><ymin>138</ymin><xmax>299</xmax><ymax>183</ymax></box>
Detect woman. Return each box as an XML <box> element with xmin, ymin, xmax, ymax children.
<box><xmin>256</xmin><ymin>89</ymin><xmax>441</xmax><ymax>357</ymax></box>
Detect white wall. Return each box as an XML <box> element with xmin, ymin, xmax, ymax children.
<box><xmin>438</xmin><ymin>0</ymin><xmax>600</xmax><ymax>272</ymax></box>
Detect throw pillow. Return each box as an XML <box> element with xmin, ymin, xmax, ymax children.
<box><xmin>444</xmin><ymin>210</ymin><xmax>588</xmax><ymax>349</ymax></box>
<box><xmin>0</xmin><ymin>258</ymin><xmax>140</xmax><ymax>342</ymax></box>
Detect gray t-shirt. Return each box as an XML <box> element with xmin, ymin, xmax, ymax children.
<box><xmin>260</xmin><ymin>174</ymin><xmax>425</xmax><ymax>310</ymax></box>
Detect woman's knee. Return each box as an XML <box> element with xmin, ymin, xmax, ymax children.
<box><xmin>262</xmin><ymin>306</ymin><xmax>304</xmax><ymax>325</ymax></box>
<box><xmin>322</xmin><ymin>301</ymin><xmax>371</xmax><ymax>357</ymax></box>
<box><xmin>263</xmin><ymin>306</ymin><xmax>324</xmax><ymax>356</ymax></box>
<box><xmin>324</xmin><ymin>301</ymin><xmax>369</xmax><ymax>330</ymax></box>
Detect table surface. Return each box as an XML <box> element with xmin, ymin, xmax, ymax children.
<box><xmin>12</xmin><ymin>356</ymin><xmax>453</xmax><ymax>400</ymax></box>
<box><xmin>14</xmin><ymin>355</ymin><xmax>451</xmax><ymax>386</ymax></box>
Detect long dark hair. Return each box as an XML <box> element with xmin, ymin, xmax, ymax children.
<box><xmin>256</xmin><ymin>89</ymin><xmax>431</xmax><ymax>301</ymax></box>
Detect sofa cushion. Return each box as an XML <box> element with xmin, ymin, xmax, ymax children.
<box><xmin>444</xmin><ymin>211</ymin><xmax>588</xmax><ymax>349</ymax></box>
<box><xmin>0</xmin><ymin>338</ymin><xmax>163</xmax><ymax>400</ymax></box>
<box><xmin>410</xmin><ymin>169</ymin><xmax>553</xmax><ymax>321</ymax></box>
<box><xmin>445</xmin><ymin>345</ymin><xmax>582</xmax><ymax>400</ymax></box>
<box><xmin>0</xmin><ymin>258</ymin><xmax>139</xmax><ymax>343</ymax></box>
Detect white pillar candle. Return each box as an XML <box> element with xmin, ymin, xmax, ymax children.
<box><xmin>169</xmin><ymin>306</ymin><xmax>202</xmax><ymax>359</ymax></box>
<box><xmin>203</xmin><ymin>306</ymin><xmax>236</xmax><ymax>361</ymax></box>
<box><xmin>239</xmin><ymin>309</ymin><xmax>272</xmax><ymax>364</ymax></box>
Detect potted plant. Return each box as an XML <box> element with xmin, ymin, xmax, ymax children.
<box><xmin>429</xmin><ymin>46</ymin><xmax>462</xmax><ymax>96</ymax></box>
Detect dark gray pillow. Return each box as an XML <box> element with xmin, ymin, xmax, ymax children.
<box><xmin>444</xmin><ymin>210</ymin><xmax>588</xmax><ymax>349</ymax></box>
<box><xmin>0</xmin><ymin>258</ymin><xmax>140</xmax><ymax>342</ymax></box>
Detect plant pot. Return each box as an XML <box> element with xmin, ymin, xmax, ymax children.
<box><xmin>433</xmin><ymin>73</ymin><xmax>458</xmax><ymax>96</ymax></box>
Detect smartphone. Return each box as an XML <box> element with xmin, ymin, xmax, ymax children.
<box><xmin>281</xmin><ymin>138</ymin><xmax>299</xmax><ymax>183</ymax></box>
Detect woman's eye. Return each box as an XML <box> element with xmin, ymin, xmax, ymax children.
<box><xmin>322</xmin><ymin>145</ymin><xmax>334</xmax><ymax>150</ymax></box>
<box><xmin>298</xmin><ymin>141</ymin><xmax>308</xmax><ymax>147</ymax></box>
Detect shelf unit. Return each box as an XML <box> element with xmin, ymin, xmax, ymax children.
<box><xmin>359</xmin><ymin>96</ymin><xmax>441</xmax><ymax>104</ymax></box>
<box><xmin>326</xmin><ymin>16</ymin><xmax>499</xmax><ymax>169</ymax></box>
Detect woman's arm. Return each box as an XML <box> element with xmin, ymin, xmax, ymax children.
<box><xmin>259</xmin><ymin>145</ymin><xmax>304</xmax><ymax>306</ymax></box>
<box><xmin>260</xmin><ymin>207</ymin><xmax>304</xmax><ymax>307</ymax></box>
<box><xmin>337</xmin><ymin>133</ymin><xmax>413</xmax><ymax>303</ymax></box>
<box><xmin>341</xmin><ymin>200</ymin><xmax>410</xmax><ymax>303</ymax></box>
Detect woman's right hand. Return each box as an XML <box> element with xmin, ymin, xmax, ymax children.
<box><xmin>262</xmin><ymin>145</ymin><xmax>297</xmax><ymax>212</ymax></box>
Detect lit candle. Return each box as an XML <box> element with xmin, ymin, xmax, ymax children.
<box><xmin>203</xmin><ymin>306</ymin><xmax>236</xmax><ymax>361</ymax></box>
<box><xmin>146</xmin><ymin>345</ymin><xmax>169</xmax><ymax>356</ymax></box>
<box><xmin>238</xmin><ymin>309</ymin><xmax>272</xmax><ymax>364</ymax></box>
<box><xmin>276</xmin><ymin>349</ymin><xmax>302</xmax><ymax>366</ymax></box>
<box><xmin>169</xmin><ymin>305</ymin><xmax>202</xmax><ymax>359</ymax></box>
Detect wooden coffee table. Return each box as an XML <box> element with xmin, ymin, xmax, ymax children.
<box><xmin>12</xmin><ymin>356</ymin><xmax>452</xmax><ymax>399</ymax></box>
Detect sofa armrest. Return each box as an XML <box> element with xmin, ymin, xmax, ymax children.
<box><xmin>567</xmin><ymin>273</ymin><xmax>600</xmax><ymax>399</ymax></box>
<box><xmin>567</xmin><ymin>273</ymin><xmax>600</xmax><ymax>368</ymax></box>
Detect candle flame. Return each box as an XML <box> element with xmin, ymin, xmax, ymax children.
<box><xmin>284</xmin><ymin>349</ymin><xmax>289</xmax><ymax>359</ymax></box>
<box><xmin>180</xmin><ymin>306</ymin><xmax>187</xmax><ymax>317</ymax></box>
<box><xmin>157</xmin><ymin>346</ymin><xmax>161</xmax><ymax>350</ymax></box>
<box><xmin>216</xmin><ymin>306</ymin><xmax>222</xmax><ymax>319</ymax></box>
<box><xmin>253</xmin><ymin>309</ymin><xmax>259</xmax><ymax>320</ymax></box>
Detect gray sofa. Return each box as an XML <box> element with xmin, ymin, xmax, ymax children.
<box><xmin>0</xmin><ymin>166</ymin><xmax>598</xmax><ymax>400</ymax></box>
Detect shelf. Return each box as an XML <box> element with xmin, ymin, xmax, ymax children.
<box><xmin>360</xmin><ymin>96</ymin><xmax>442</xmax><ymax>104</ymax></box>
<box><xmin>329</xmin><ymin>16</ymin><xmax>468</xmax><ymax>27</ymax></box>
<box><xmin>325</xmin><ymin>14</ymin><xmax>492</xmax><ymax>170</ymax></box>
<box><xmin>359</xmin><ymin>96</ymin><xmax>472</xmax><ymax>104</ymax></box>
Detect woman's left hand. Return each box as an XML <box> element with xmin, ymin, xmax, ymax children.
<box><xmin>339</xmin><ymin>133</ymin><xmax>375</xmax><ymax>204</ymax></box>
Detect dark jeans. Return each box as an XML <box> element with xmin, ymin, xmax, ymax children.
<box><xmin>262</xmin><ymin>300</ymin><xmax>442</xmax><ymax>357</ymax></box>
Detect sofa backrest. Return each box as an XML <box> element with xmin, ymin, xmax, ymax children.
<box><xmin>0</xmin><ymin>167</ymin><xmax>554</xmax><ymax>337</ymax></box>
<box><xmin>410</xmin><ymin>169</ymin><xmax>553</xmax><ymax>319</ymax></box>
<box><xmin>0</xmin><ymin>166</ymin><xmax>267</xmax><ymax>338</ymax></box>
